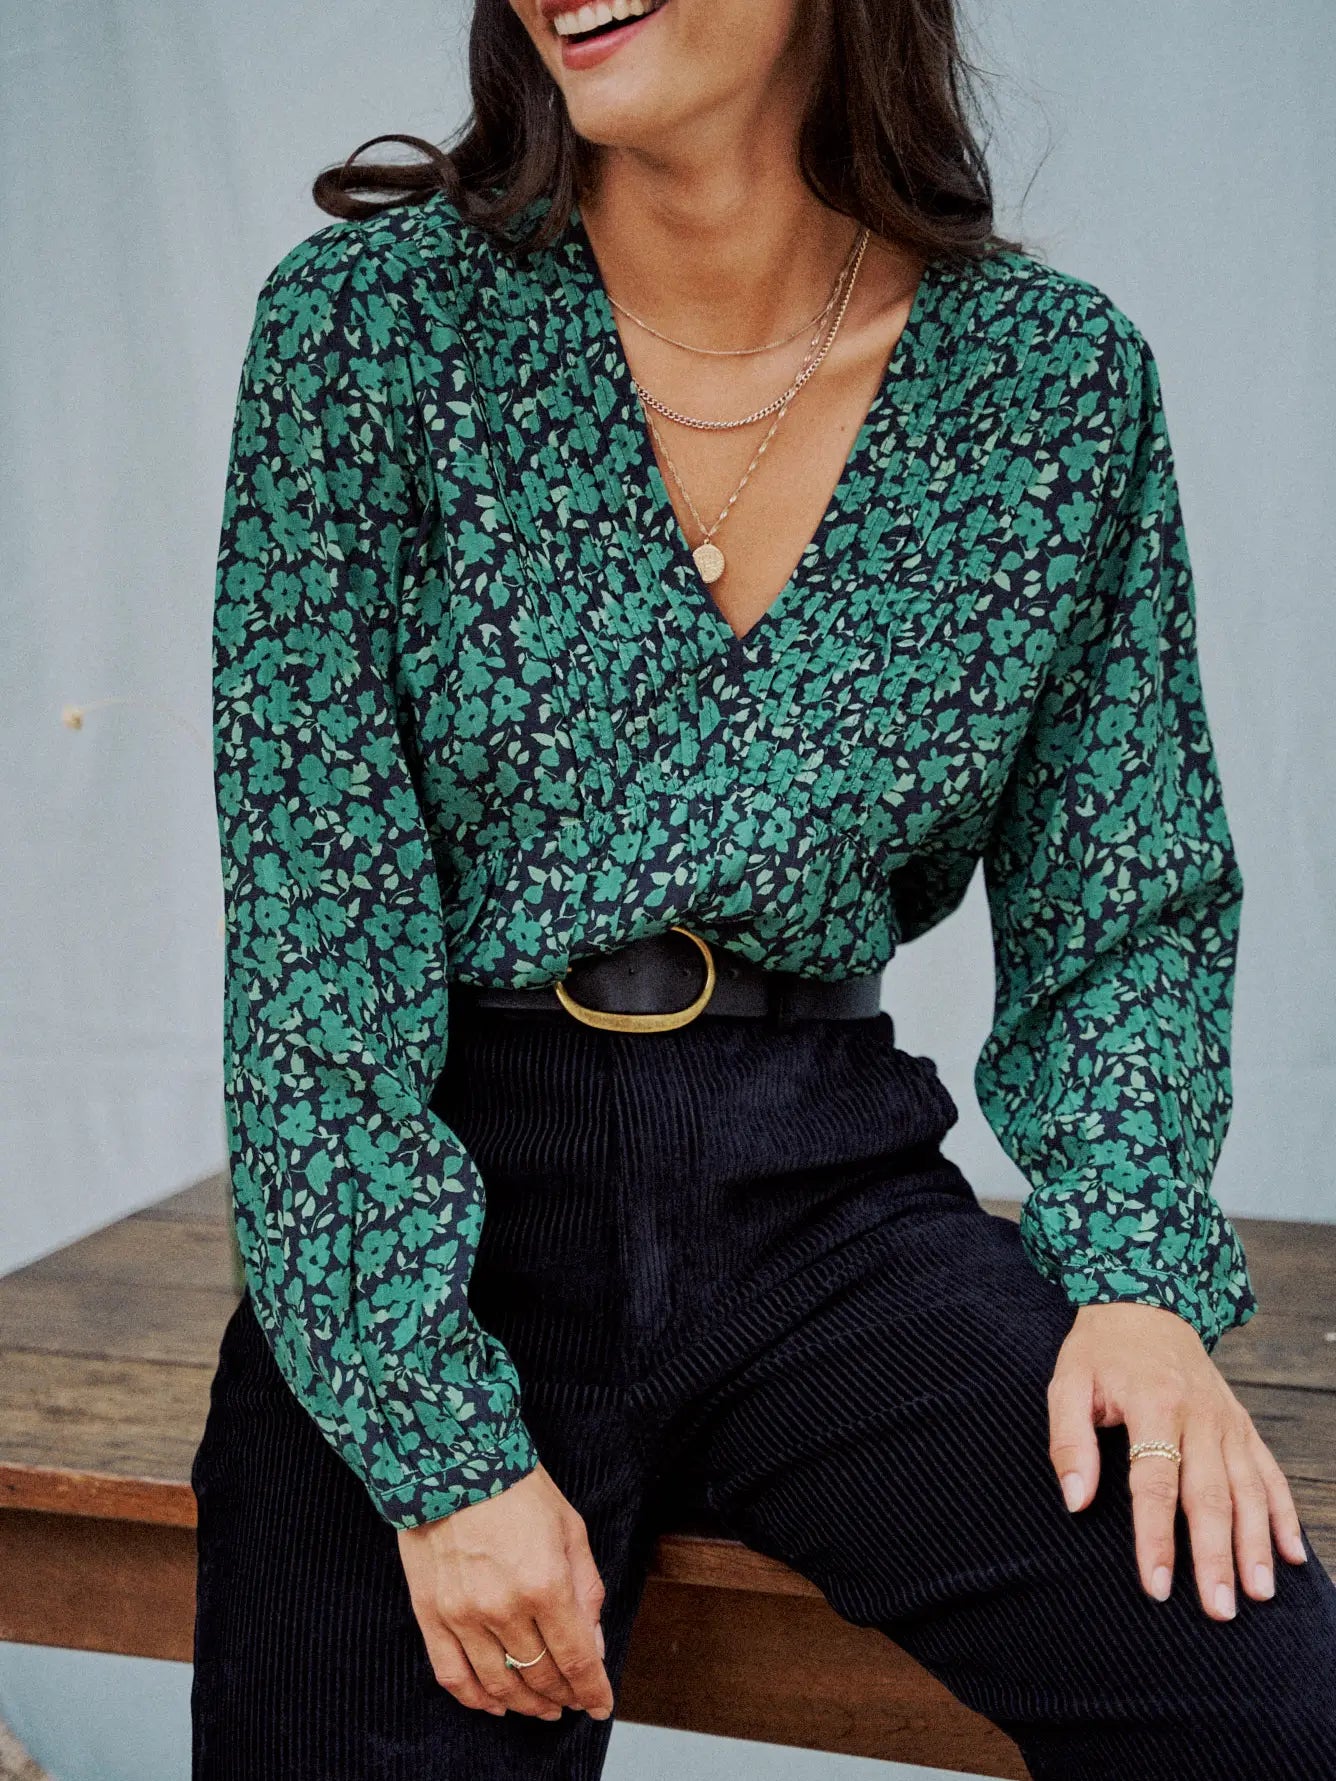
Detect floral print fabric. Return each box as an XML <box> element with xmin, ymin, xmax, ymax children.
<box><xmin>212</xmin><ymin>188</ymin><xmax>1255</xmax><ymax>1529</ymax></box>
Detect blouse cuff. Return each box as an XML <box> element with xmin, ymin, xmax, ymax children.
<box><xmin>368</xmin><ymin>1421</ymin><xmax>544</xmax><ymax>1530</ymax></box>
<box><xmin>1018</xmin><ymin>1188</ymin><xmax>1259</xmax><ymax>1355</ymax></box>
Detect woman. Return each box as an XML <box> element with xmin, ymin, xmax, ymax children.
<box><xmin>190</xmin><ymin>0</ymin><xmax>1336</xmax><ymax>1775</ymax></box>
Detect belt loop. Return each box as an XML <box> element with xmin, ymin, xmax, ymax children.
<box><xmin>772</xmin><ymin>978</ymin><xmax>798</xmax><ymax>1029</ymax></box>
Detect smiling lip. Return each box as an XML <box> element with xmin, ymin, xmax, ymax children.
<box><xmin>545</xmin><ymin>0</ymin><xmax>670</xmax><ymax>71</ymax></box>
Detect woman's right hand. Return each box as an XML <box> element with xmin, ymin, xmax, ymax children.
<box><xmin>396</xmin><ymin>1460</ymin><xmax>615</xmax><ymax>1723</ymax></box>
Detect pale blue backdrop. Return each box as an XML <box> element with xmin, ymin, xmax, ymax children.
<box><xmin>2</xmin><ymin>0</ymin><xmax>1332</xmax><ymax>1775</ymax></box>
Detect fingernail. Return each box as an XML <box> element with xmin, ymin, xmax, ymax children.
<box><xmin>541</xmin><ymin>1709</ymin><xmax>562</xmax><ymax>1722</ymax></box>
<box><xmin>595</xmin><ymin>1622</ymin><xmax>606</xmax><ymax>1658</ymax></box>
<box><xmin>1151</xmin><ymin>1565</ymin><xmax>1173</xmax><ymax>1601</ymax></box>
<box><xmin>1214</xmin><ymin>1583</ymin><xmax>1236</xmax><ymax>1618</ymax></box>
<box><xmin>1253</xmin><ymin>1563</ymin><xmax>1274</xmax><ymax>1598</ymax></box>
<box><xmin>1061</xmin><ymin>1472</ymin><xmax>1084</xmax><ymax>1510</ymax></box>
<box><xmin>588</xmin><ymin>1707</ymin><xmax>611</xmax><ymax>1720</ymax></box>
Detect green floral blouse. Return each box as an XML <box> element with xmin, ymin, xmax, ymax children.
<box><xmin>212</xmin><ymin>188</ymin><xmax>1256</xmax><ymax>1530</ymax></box>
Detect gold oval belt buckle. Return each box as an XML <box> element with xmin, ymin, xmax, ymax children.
<box><xmin>554</xmin><ymin>926</ymin><xmax>717</xmax><ymax>1033</ymax></box>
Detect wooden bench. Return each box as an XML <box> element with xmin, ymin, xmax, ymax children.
<box><xmin>0</xmin><ymin>1176</ymin><xmax>1331</xmax><ymax>1778</ymax></box>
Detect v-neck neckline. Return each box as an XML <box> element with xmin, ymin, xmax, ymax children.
<box><xmin>560</xmin><ymin>197</ymin><xmax>948</xmax><ymax>662</ymax></box>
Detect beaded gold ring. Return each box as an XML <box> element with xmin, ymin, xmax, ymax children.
<box><xmin>1129</xmin><ymin>1439</ymin><xmax>1182</xmax><ymax>1466</ymax></box>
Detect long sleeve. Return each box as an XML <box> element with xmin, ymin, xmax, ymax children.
<box><xmin>212</xmin><ymin>225</ymin><xmax>541</xmax><ymax>1526</ymax></box>
<box><xmin>973</xmin><ymin>315</ymin><xmax>1257</xmax><ymax>1354</ymax></box>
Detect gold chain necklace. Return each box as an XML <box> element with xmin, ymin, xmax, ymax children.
<box><xmin>641</xmin><ymin>229</ymin><xmax>870</xmax><ymax>585</ymax></box>
<box><xmin>606</xmin><ymin>225</ymin><xmax>865</xmax><ymax>358</ymax></box>
<box><xmin>632</xmin><ymin>229</ymin><xmax>870</xmax><ymax>432</ymax></box>
<box><xmin>644</xmin><ymin>333</ymin><xmax>824</xmax><ymax>583</ymax></box>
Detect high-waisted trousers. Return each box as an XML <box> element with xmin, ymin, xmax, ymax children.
<box><xmin>190</xmin><ymin>1003</ymin><xmax>1336</xmax><ymax>1780</ymax></box>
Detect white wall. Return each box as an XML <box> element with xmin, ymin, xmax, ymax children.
<box><xmin>3</xmin><ymin>2</ymin><xmax>1332</xmax><ymax>1776</ymax></box>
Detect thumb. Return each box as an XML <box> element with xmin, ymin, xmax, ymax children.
<box><xmin>1048</xmin><ymin>1353</ymin><xmax>1100</xmax><ymax>1512</ymax></box>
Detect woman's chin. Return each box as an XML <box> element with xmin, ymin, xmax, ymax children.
<box><xmin>563</xmin><ymin>88</ymin><xmax>683</xmax><ymax>153</ymax></box>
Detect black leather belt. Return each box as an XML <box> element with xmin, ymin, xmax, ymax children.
<box><xmin>451</xmin><ymin>925</ymin><xmax>885</xmax><ymax>1031</ymax></box>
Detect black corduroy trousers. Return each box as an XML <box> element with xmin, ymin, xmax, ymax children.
<box><xmin>191</xmin><ymin>1003</ymin><xmax>1336</xmax><ymax>1780</ymax></box>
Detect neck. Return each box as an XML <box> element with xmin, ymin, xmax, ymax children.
<box><xmin>575</xmin><ymin>141</ymin><xmax>863</xmax><ymax>350</ymax></box>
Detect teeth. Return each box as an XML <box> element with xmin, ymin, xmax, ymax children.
<box><xmin>553</xmin><ymin>0</ymin><xmax>657</xmax><ymax>36</ymax></box>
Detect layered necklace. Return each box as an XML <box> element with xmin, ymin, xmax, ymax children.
<box><xmin>599</xmin><ymin>223</ymin><xmax>872</xmax><ymax>585</ymax></box>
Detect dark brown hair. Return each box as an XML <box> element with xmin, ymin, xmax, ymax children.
<box><xmin>312</xmin><ymin>0</ymin><xmax>1024</xmax><ymax>265</ymax></box>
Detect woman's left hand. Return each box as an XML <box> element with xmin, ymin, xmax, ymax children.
<box><xmin>1047</xmin><ymin>1301</ymin><xmax>1309</xmax><ymax>1619</ymax></box>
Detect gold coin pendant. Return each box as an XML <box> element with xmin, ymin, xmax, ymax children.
<box><xmin>692</xmin><ymin>541</ymin><xmax>726</xmax><ymax>583</ymax></box>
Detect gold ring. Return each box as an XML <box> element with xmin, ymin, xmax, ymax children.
<box><xmin>554</xmin><ymin>926</ymin><xmax>716</xmax><ymax>1032</ymax></box>
<box><xmin>503</xmin><ymin>1643</ymin><xmax>549</xmax><ymax>1669</ymax></box>
<box><xmin>1129</xmin><ymin>1440</ymin><xmax>1182</xmax><ymax>1466</ymax></box>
